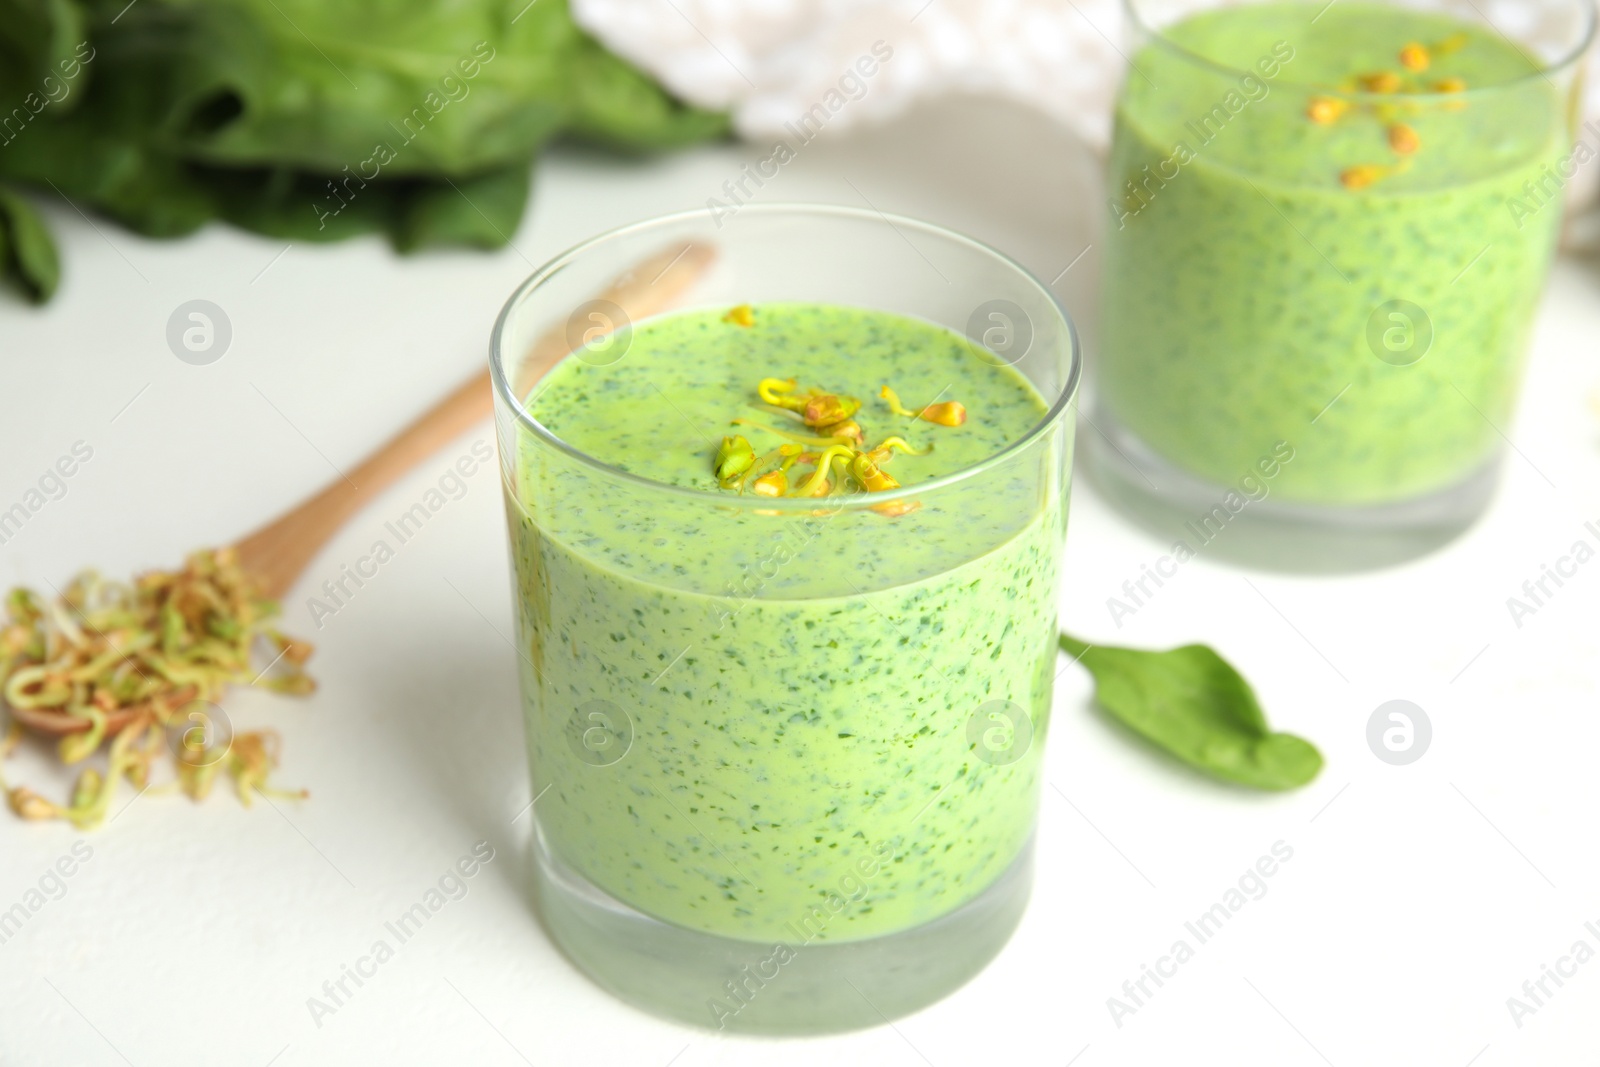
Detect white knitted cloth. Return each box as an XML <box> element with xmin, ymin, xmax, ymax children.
<box><xmin>572</xmin><ymin>0</ymin><xmax>1600</xmax><ymax>175</ymax></box>
<box><xmin>573</xmin><ymin>0</ymin><xmax>1129</xmax><ymax>148</ymax></box>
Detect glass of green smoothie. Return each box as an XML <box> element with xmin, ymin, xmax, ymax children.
<box><xmin>491</xmin><ymin>205</ymin><xmax>1079</xmax><ymax>1033</ymax></box>
<box><xmin>1096</xmin><ymin>0</ymin><xmax>1594</xmax><ymax>542</ymax></box>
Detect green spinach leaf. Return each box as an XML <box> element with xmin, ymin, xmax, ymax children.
<box><xmin>0</xmin><ymin>185</ymin><xmax>60</xmax><ymax>302</ymax></box>
<box><xmin>1060</xmin><ymin>633</ymin><xmax>1323</xmax><ymax>791</ymax></box>
<box><xmin>0</xmin><ymin>0</ymin><xmax>729</xmax><ymax>300</ymax></box>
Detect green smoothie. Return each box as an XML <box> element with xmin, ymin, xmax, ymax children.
<box><xmin>506</xmin><ymin>303</ymin><xmax>1067</xmax><ymax>943</ymax></box>
<box><xmin>1102</xmin><ymin>1</ymin><xmax>1569</xmax><ymax>505</ymax></box>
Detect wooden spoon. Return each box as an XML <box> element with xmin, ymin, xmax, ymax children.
<box><xmin>10</xmin><ymin>240</ymin><xmax>716</xmax><ymax>738</ymax></box>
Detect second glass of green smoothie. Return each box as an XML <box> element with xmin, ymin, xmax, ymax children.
<box><xmin>1096</xmin><ymin>0</ymin><xmax>1593</xmax><ymax>539</ymax></box>
<box><xmin>492</xmin><ymin>206</ymin><xmax>1079</xmax><ymax>1033</ymax></box>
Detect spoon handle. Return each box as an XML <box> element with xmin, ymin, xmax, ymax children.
<box><xmin>233</xmin><ymin>240</ymin><xmax>716</xmax><ymax>600</ymax></box>
<box><xmin>234</xmin><ymin>369</ymin><xmax>495</xmax><ymax>599</ymax></box>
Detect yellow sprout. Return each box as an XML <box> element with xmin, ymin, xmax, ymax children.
<box><xmin>881</xmin><ymin>386</ymin><xmax>968</xmax><ymax>426</ymax></box>
<box><xmin>1358</xmin><ymin>71</ymin><xmax>1403</xmax><ymax>94</ymax></box>
<box><xmin>730</xmin><ymin>418</ymin><xmax>854</xmax><ymax>447</ymax></box>
<box><xmin>714</xmin><ymin>435</ymin><xmax>757</xmax><ymax>487</ymax></box>
<box><xmin>1388</xmin><ymin>124</ymin><xmax>1421</xmax><ymax>154</ymax></box>
<box><xmin>757</xmin><ymin>378</ymin><xmax>799</xmax><ymax>406</ymax></box>
<box><xmin>870</xmin><ymin>436</ymin><xmax>929</xmax><ymax>458</ymax></box>
<box><xmin>794</xmin><ymin>446</ymin><xmax>855</xmax><ymax>498</ymax></box>
<box><xmin>1307</xmin><ymin>96</ymin><xmax>1349</xmax><ymax>124</ymax></box>
<box><xmin>880</xmin><ymin>385</ymin><xmax>916</xmax><ymax>417</ymax></box>
<box><xmin>751</xmin><ymin>471</ymin><xmax>788</xmax><ymax>497</ymax></box>
<box><xmin>8</xmin><ymin>786</ymin><xmax>62</xmax><ymax>821</ymax></box>
<box><xmin>919</xmin><ymin>401</ymin><xmax>967</xmax><ymax>427</ymax></box>
<box><xmin>1340</xmin><ymin>164</ymin><xmax>1391</xmax><ymax>190</ymax></box>
<box><xmin>800</xmin><ymin>392</ymin><xmax>861</xmax><ymax>429</ymax></box>
<box><xmin>815</xmin><ymin>419</ymin><xmax>864</xmax><ymax>444</ymax></box>
<box><xmin>850</xmin><ymin>453</ymin><xmax>901</xmax><ymax>494</ymax></box>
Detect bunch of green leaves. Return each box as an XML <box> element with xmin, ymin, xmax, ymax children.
<box><xmin>0</xmin><ymin>0</ymin><xmax>728</xmax><ymax>302</ymax></box>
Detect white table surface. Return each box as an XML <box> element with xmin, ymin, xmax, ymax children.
<box><xmin>2</xmin><ymin>96</ymin><xmax>1597</xmax><ymax>1067</ymax></box>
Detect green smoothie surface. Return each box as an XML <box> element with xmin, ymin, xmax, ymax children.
<box><xmin>1133</xmin><ymin>2</ymin><xmax>1552</xmax><ymax>189</ymax></box>
<box><xmin>528</xmin><ymin>302</ymin><xmax>1047</xmax><ymax>490</ymax></box>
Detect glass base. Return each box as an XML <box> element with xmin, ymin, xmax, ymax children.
<box><xmin>531</xmin><ymin>820</ymin><xmax>1034</xmax><ymax>1035</ymax></box>
<box><xmin>1082</xmin><ymin>406</ymin><xmax>1500</xmax><ymax>573</ymax></box>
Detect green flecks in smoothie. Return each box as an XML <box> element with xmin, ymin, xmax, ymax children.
<box><xmin>1103</xmin><ymin>1</ymin><xmax>1566</xmax><ymax>504</ymax></box>
<box><xmin>511</xmin><ymin>302</ymin><xmax>1065</xmax><ymax>942</ymax></box>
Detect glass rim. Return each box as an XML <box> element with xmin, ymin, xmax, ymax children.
<box><xmin>489</xmin><ymin>202</ymin><xmax>1082</xmax><ymax>514</ymax></box>
<box><xmin>1120</xmin><ymin>0</ymin><xmax>1599</xmax><ymax>98</ymax></box>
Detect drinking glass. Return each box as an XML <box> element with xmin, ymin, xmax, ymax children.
<box><xmin>1095</xmin><ymin>0</ymin><xmax>1594</xmax><ymax>542</ymax></box>
<box><xmin>491</xmin><ymin>205</ymin><xmax>1079</xmax><ymax>1032</ymax></box>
